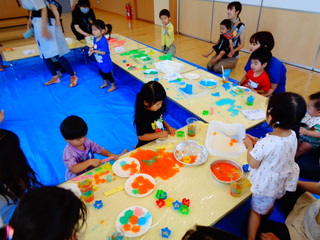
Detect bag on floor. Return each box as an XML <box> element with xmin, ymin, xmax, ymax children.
<box><xmin>16</xmin><ymin>0</ymin><xmax>46</xmax><ymax>11</ymax></box>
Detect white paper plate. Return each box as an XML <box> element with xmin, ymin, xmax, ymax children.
<box><xmin>112</xmin><ymin>157</ymin><xmax>140</xmax><ymax>178</ymax></box>
<box><xmin>116</xmin><ymin>206</ymin><xmax>152</xmax><ymax>237</ymax></box>
<box><xmin>183</xmin><ymin>73</ymin><xmax>200</xmax><ymax>80</ymax></box>
<box><xmin>232</xmin><ymin>86</ymin><xmax>251</xmax><ymax>94</ymax></box>
<box><xmin>59</xmin><ymin>183</ymin><xmax>81</xmax><ymax>198</ymax></box>
<box><xmin>173</xmin><ymin>140</ymin><xmax>208</xmax><ymax>165</ymax></box>
<box><xmin>125</xmin><ymin>173</ymin><xmax>156</xmax><ymax>197</ymax></box>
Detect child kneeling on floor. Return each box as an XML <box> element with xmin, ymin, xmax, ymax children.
<box><xmin>60</xmin><ymin>115</ymin><xmax>127</xmax><ymax>180</ymax></box>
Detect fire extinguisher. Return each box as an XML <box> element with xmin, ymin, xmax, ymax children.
<box><xmin>126</xmin><ymin>3</ymin><xmax>132</xmax><ymax>20</ymax></box>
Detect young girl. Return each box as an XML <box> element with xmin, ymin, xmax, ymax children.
<box><xmin>0</xmin><ymin>186</ymin><xmax>87</xmax><ymax>240</ymax></box>
<box><xmin>243</xmin><ymin>92</ymin><xmax>306</xmax><ymax>240</ymax></box>
<box><xmin>60</xmin><ymin>115</ymin><xmax>128</xmax><ymax>180</ymax></box>
<box><xmin>0</xmin><ymin>129</ymin><xmax>41</xmax><ymax>224</ymax></box>
<box><xmin>134</xmin><ymin>81</ymin><xmax>176</xmax><ymax>148</ymax></box>
<box><xmin>88</xmin><ymin>20</ymin><xmax>116</xmax><ymax>92</ymax></box>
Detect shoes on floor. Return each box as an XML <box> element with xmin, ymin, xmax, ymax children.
<box><xmin>44</xmin><ymin>76</ymin><xmax>61</xmax><ymax>85</ymax></box>
<box><xmin>69</xmin><ymin>75</ymin><xmax>78</xmax><ymax>87</ymax></box>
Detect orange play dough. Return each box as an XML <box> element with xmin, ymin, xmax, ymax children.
<box><xmin>211</xmin><ymin>162</ymin><xmax>241</xmax><ymax>182</ymax></box>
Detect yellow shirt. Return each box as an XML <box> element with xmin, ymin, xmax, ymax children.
<box><xmin>161</xmin><ymin>22</ymin><xmax>174</xmax><ymax>47</ymax></box>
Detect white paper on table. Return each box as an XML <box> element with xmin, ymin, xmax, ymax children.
<box><xmin>163</xmin><ymin>72</ymin><xmax>183</xmax><ymax>81</ymax></box>
<box><xmin>242</xmin><ymin>109</ymin><xmax>265</xmax><ymax>120</ymax></box>
<box><xmin>23</xmin><ymin>49</ymin><xmax>35</xmax><ymax>55</ymax></box>
<box><xmin>114</xmin><ymin>46</ymin><xmax>125</xmax><ymax>53</ymax></box>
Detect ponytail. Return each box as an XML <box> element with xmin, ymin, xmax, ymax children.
<box><xmin>105</xmin><ymin>24</ymin><xmax>112</xmax><ymax>39</ymax></box>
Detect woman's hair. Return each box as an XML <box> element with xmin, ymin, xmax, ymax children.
<box><xmin>267</xmin><ymin>92</ymin><xmax>306</xmax><ymax>129</ymax></box>
<box><xmin>60</xmin><ymin>115</ymin><xmax>88</xmax><ymax>140</ymax></box>
<box><xmin>8</xmin><ymin>186</ymin><xmax>87</xmax><ymax>240</ymax></box>
<box><xmin>182</xmin><ymin>225</ymin><xmax>242</xmax><ymax>240</ymax></box>
<box><xmin>250</xmin><ymin>31</ymin><xmax>275</xmax><ymax>51</ymax></box>
<box><xmin>309</xmin><ymin>91</ymin><xmax>320</xmax><ymax>111</ymax></box>
<box><xmin>0</xmin><ymin>129</ymin><xmax>41</xmax><ymax>204</ymax></box>
<box><xmin>78</xmin><ymin>0</ymin><xmax>91</xmax><ymax>8</ymax></box>
<box><xmin>91</xmin><ymin>19</ymin><xmax>112</xmax><ymax>38</ymax></box>
<box><xmin>134</xmin><ymin>81</ymin><xmax>167</xmax><ymax>125</ymax></box>
<box><xmin>227</xmin><ymin>1</ymin><xmax>242</xmax><ymax>16</ymax></box>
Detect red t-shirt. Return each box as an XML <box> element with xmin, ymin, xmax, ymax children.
<box><xmin>242</xmin><ymin>70</ymin><xmax>270</xmax><ymax>92</ymax></box>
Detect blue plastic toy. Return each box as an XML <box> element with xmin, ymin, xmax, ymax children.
<box><xmin>161</xmin><ymin>227</ymin><xmax>172</xmax><ymax>238</ymax></box>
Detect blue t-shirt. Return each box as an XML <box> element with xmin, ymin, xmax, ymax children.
<box><xmin>244</xmin><ymin>56</ymin><xmax>286</xmax><ymax>94</ymax></box>
<box><xmin>93</xmin><ymin>36</ymin><xmax>113</xmax><ymax>73</ymax></box>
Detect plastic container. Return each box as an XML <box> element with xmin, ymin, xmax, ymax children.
<box><xmin>199</xmin><ymin>79</ymin><xmax>218</xmax><ymax>89</ymax></box>
<box><xmin>174</xmin><ymin>80</ymin><xmax>209</xmax><ymax>99</ymax></box>
<box><xmin>210</xmin><ymin>159</ymin><xmax>243</xmax><ymax>183</ymax></box>
<box><xmin>155</xmin><ymin>60</ymin><xmax>184</xmax><ymax>74</ymax></box>
<box><xmin>205</xmin><ymin>121</ymin><xmax>246</xmax><ymax>159</ymax></box>
<box><xmin>143</xmin><ymin>69</ymin><xmax>158</xmax><ymax>80</ymax></box>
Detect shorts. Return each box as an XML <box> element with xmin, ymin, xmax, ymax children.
<box><xmin>99</xmin><ymin>69</ymin><xmax>114</xmax><ymax>83</ymax></box>
<box><xmin>251</xmin><ymin>194</ymin><xmax>276</xmax><ymax>215</ymax></box>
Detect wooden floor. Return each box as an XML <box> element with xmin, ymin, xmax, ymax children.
<box><xmin>2</xmin><ymin>9</ymin><xmax>319</xmax><ymax>99</ymax></box>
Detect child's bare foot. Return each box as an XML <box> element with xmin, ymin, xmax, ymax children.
<box><xmin>45</xmin><ymin>75</ymin><xmax>61</xmax><ymax>85</ymax></box>
<box><xmin>100</xmin><ymin>83</ymin><xmax>109</xmax><ymax>88</ymax></box>
<box><xmin>0</xmin><ymin>68</ymin><xmax>4</xmax><ymax>72</ymax></box>
<box><xmin>107</xmin><ymin>85</ymin><xmax>117</xmax><ymax>92</ymax></box>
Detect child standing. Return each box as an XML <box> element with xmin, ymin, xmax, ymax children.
<box><xmin>202</xmin><ymin>19</ymin><xmax>234</xmax><ymax>66</ymax></box>
<box><xmin>60</xmin><ymin>115</ymin><xmax>127</xmax><ymax>180</ymax></box>
<box><xmin>296</xmin><ymin>91</ymin><xmax>320</xmax><ymax>157</ymax></box>
<box><xmin>243</xmin><ymin>92</ymin><xmax>306</xmax><ymax>240</ymax></box>
<box><xmin>240</xmin><ymin>48</ymin><xmax>272</xmax><ymax>95</ymax></box>
<box><xmin>134</xmin><ymin>81</ymin><xmax>176</xmax><ymax>148</ymax></box>
<box><xmin>88</xmin><ymin>20</ymin><xmax>116</xmax><ymax>92</ymax></box>
<box><xmin>159</xmin><ymin>9</ymin><xmax>176</xmax><ymax>56</ymax></box>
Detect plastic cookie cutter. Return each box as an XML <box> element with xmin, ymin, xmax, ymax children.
<box><xmin>93</xmin><ymin>200</ymin><xmax>103</xmax><ymax>209</ymax></box>
<box><xmin>156</xmin><ymin>199</ymin><xmax>165</xmax><ymax>208</ymax></box>
<box><xmin>155</xmin><ymin>189</ymin><xmax>167</xmax><ymax>200</ymax></box>
<box><xmin>108</xmin><ymin>232</ymin><xmax>124</xmax><ymax>240</ymax></box>
<box><xmin>182</xmin><ymin>198</ymin><xmax>190</xmax><ymax>207</ymax></box>
<box><xmin>179</xmin><ymin>204</ymin><xmax>190</xmax><ymax>215</ymax></box>
<box><xmin>172</xmin><ymin>200</ymin><xmax>182</xmax><ymax>210</ymax></box>
<box><xmin>161</xmin><ymin>227</ymin><xmax>172</xmax><ymax>238</ymax></box>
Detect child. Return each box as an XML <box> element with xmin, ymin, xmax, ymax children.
<box><xmin>296</xmin><ymin>91</ymin><xmax>320</xmax><ymax>157</ymax></box>
<box><xmin>134</xmin><ymin>81</ymin><xmax>176</xmax><ymax>148</ymax></box>
<box><xmin>159</xmin><ymin>9</ymin><xmax>176</xmax><ymax>56</ymax></box>
<box><xmin>182</xmin><ymin>225</ymin><xmax>242</xmax><ymax>240</ymax></box>
<box><xmin>245</xmin><ymin>31</ymin><xmax>287</xmax><ymax>97</ymax></box>
<box><xmin>88</xmin><ymin>20</ymin><xmax>116</xmax><ymax>92</ymax></box>
<box><xmin>48</xmin><ymin>0</ymin><xmax>62</xmax><ymax>26</ymax></box>
<box><xmin>243</xmin><ymin>92</ymin><xmax>306</xmax><ymax>240</ymax></box>
<box><xmin>60</xmin><ymin>115</ymin><xmax>127</xmax><ymax>180</ymax></box>
<box><xmin>2</xmin><ymin>186</ymin><xmax>87</xmax><ymax>240</ymax></box>
<box><xmin>240</xmin><ymin>48</ymin><xmax>272</xmax><ymax>94</ymax></box>
<box><xmin>202</xmin><ymin>19</ymin><xmax>234</xmax><ymax>66</ymax></box>
<box><xmin>0</xmin><ymin>129</ymin><xmax>41</xmax><ymax>224</ymax></box>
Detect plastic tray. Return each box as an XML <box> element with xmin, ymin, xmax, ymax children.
<box><xmin>205</xmin><ymin>121</ymin><xmax>246</xmax><ymax>159</ymax></box>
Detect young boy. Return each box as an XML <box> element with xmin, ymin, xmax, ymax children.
<box><xmin>202</xmin><ymin>19</ymin><xmax>234</xmax><ymax>66</ymax></box>
<box><xmin>159</xmin><ymin>9</ymin><xmax>176</xmax><ymax>56</ymax></box>
<box><xmin>60</xmin><ymin>115</ymin><xmax>127</xmax><ymax>180</ymax></box>
<box><xmin>48</xmin><ymin>0</ymin><xmax>62</xmax><ymax>26</ymax></box>
<box><xmin>240</xmin><ymin>48</ymin><xmax>272</xmax><ymax>95</ymax></box>
<box><xmin>296</xmin><ymin>92</ymin><xmax>320</xmax><ymax>157</ymax></box>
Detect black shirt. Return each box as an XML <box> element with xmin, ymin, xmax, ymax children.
<box><xmin>71</xmin><ymin>5</ymin><xmax>96</xmax><ymax>40</ymax></box>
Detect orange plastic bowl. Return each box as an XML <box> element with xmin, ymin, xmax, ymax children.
<box><xmin>210</xmin><ymin>159</ymin><xmax>243</xmax><ymax>183</ymax></box>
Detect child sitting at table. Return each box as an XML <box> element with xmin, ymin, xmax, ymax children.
<box><xmin>296</xmin><ymin>91</ymin><xmax>320</xmax><ymax>157</ymax></box>
<box><xmin>0</xmin><ymin>186</ymin><xmax>87</xmax><ymax>240</ymax></box>
<box><xmin>202</xmin><ymin>19</ymin><xmax>234</xmax><ymax>67</ymax></box>
<box><xmin>88</xmin><ymin>20</ymin><xmax>116</xmax><ymax>91</ymax></box>
<box><xmin>182</xmin><ymin>225</ymin><xmax>242</xmax><ymax>240</ymax></box>
<box><xmin>134</xmin><ymin>81</ymin><xmax>176</xmax><ymax>148</ymax></box>
<box><xmin>240</xmin><ymin>48</ymin><xmax>272</xmax><ymax>95</ymax></box>
<box><xmin>60</xmin><ymin>115</ymin><xmax>127</xmax><ymax>180</ymax></box>
<box><xmin>243</xmin><ymin>92</ymin><xmax>306</xmax><ymax>240</ymax></box>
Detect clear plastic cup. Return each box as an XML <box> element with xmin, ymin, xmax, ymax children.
<box><xmin>186</xmin><ymin>117</ymin><xmax>198</xmax><ymax>137</ymax></box>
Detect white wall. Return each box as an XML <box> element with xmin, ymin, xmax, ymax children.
<box><xmin>154</xmin><ymin>0</ymin><xmax>169</xmax><ymax>25</ymax></box>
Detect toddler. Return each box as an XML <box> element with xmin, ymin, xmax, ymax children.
<box><xmin>202</xmin><ymin>19</ymin><xmax>234</xmax><ymax>66</ymax></box>
<box><xmin>243</xmin><ymin>92</ymin><xmax>306</xmax><ymax>240</ymax></box>
<box><xmin>240</xmin><ymin>48</ymin><xmax>272</xmax><ymax>94</ymax></box>
<box><xmin>296</xmin><ymin>91</ymin><xmax>320</xmax><ymax>157</ymax></box>
<box><xmin>48</xmin><ymin>0</ymin><xmax>62</xmax><ymax>26</ymax></box>
<box><xmin>60</xmin><ymin>115</ymin><xmax>127</xmax><ymax>180</ymax></box>
<box><xmin>134</xmin><ymin>81</ymin><xmax>176</xmax><ymax>148</ymax></box>
<box><xmin>159</xmin><ymin>9</ymin><xmax>176</xmax><ymax>56</ymax></box>
<box><xmin>89</xmin><ymin>20</ymin><xmax>116</xmax><ymax>92</ymax></box>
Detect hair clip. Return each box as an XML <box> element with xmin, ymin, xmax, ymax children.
<box><xmin>275</xmin><ymin>121</ymin><xmax>280</xmax><ymax>125</ymax></box>
<box><xmin>6</xmin><ymin>225</ymin><xmax>14</xmax><ymax>240</ymax></box>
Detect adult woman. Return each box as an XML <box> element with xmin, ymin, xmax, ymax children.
<box><xmin>244</xmin><ymin>31</ymin><xmax>287</xmax><ymax>97</ymax></box>
<box><xmin>71</xmin><ymin>0</ymin><xmax>96</xmax><ymax>40</ymax></box>
<box><xmin>207</xmin><ymin>1</ymin><xmax>245</xmax><ymax>73</ymax></box>
<box><xmin>29</xmin><ymin>4</ymin><xmax>78</xmax><ymax>87</ymax></box>
<box><xmin>0</xmin><ymin>129</ymin><xmax>41</xmax><ymax>224</ymax></box>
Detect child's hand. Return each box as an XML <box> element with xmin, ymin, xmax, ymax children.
<box><xmin>243</xmin><ymin>134</ymin><xmax>254</xmax><ymax>150</ymax></box>
<box><xmin>167</xmin><ymin>127</ymin><xmax>176</xmax><ymax>136</ymax></box>
<box><xmin>158</xmin><ymin>130</ymin><xmax>169</xmax><ymax>138</ymax></box>
<box><xmin>88</xmin><ymin>48</ymin><xmax>94</xmax><ymax>56</ymax></box>
<box><xmin>299</xmin><ymin>127</ymin><xmax>308</xmax><ymax>136</ymax></box>
<box><xmin>110</xmin><ymin>153</ymin><xmax>119</xmax><ymax>160</ymax></box>
<box><xmin>260</xmin><ymin>232</ymin><xmax>280</xmax><ymax>240</ymax></box>
<box><xmin>90</xmin><ymin>158</ymin><xmax>102</xmax><ymax>167</ymax></box>
<box><xmin>246</xmin><ymin>134</ymin><xmax>259</xmax><ymax>145</ymax></box>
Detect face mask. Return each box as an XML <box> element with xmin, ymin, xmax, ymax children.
<box><xmin>80</xmin><ymin>7</ymin><xmax>90</xmax><ymax>14</ymax></box>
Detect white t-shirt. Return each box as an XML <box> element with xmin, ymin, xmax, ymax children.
<box><xmin>249</xmin><ymin>131</ymin><xmax>300</xmax><ymax>198</ymax></box>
